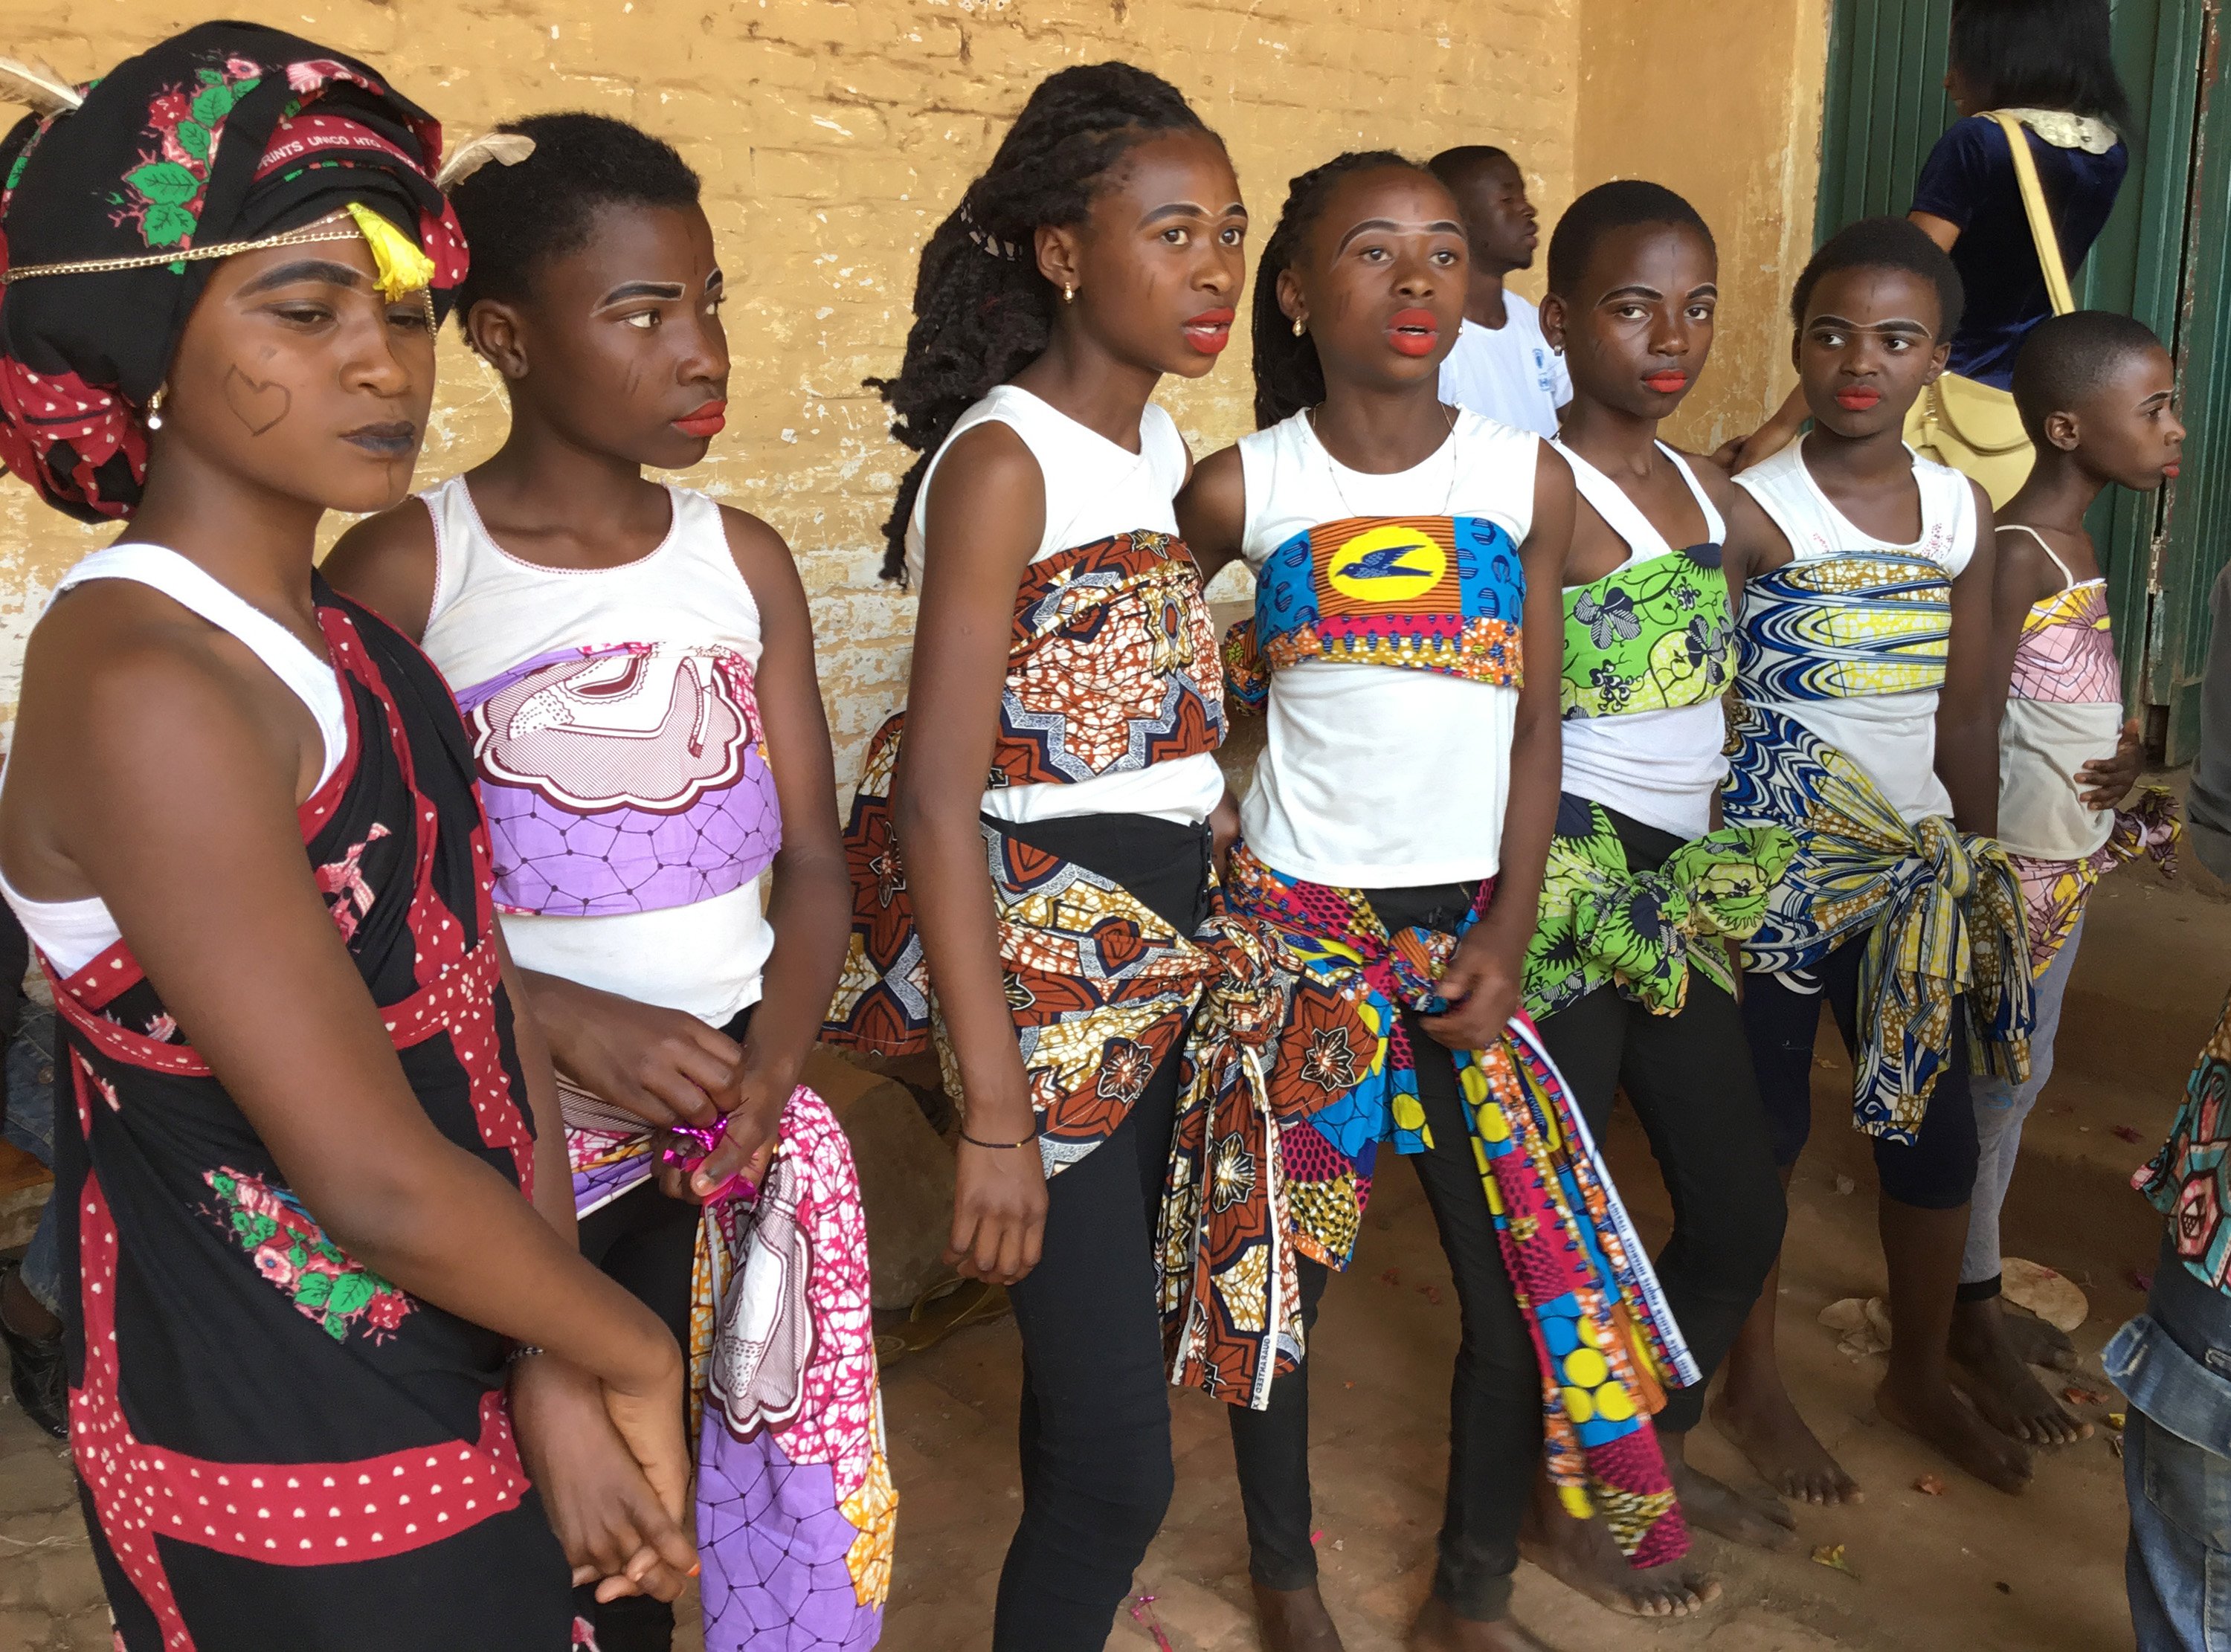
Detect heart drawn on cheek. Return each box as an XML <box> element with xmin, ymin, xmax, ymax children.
<box><xmin>222</xmin><ymin>366</ymin><xmax>292</xmax><ymax>436</ymax></box>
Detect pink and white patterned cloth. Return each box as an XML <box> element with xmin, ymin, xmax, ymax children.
<box><xmin>687</xmin><ymin>1085</ymin><xmax>893</xmax><ymax>1651</ymax></box>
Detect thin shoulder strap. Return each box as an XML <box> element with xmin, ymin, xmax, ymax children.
<box><xmin>1551</xmin><ymin>439</ymin><xmax>1670</xmax><ymax>564</ymax></box>
<box><xmin>1656</xmin><ymin>442</ymin><xmax>1728</xmax><ymax>543</ymax></box>
<box><xmin>1992</xmin><ymin>112</ymin><xmax>2077</xmax><ymax>317</ymax></box>
<box><xmin>54</xmin><ymin>543</ymin><xmax>347</xmax><ymax>736</ymax></box>
<box><xmin>1995</xmin><ymin>521</ymin><xmax>2077</xmax><ymax>590</ymax></box>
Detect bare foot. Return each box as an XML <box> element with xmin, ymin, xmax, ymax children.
<box><xmin>1669</xmin><ymin>1455</ymin><xmax>1799</xmax><ymax>1552</ymax></box>
<box><xmin>1519</xmin><ymin>1506</ymin><xmax>1722</xmax><ymax>1619</ymax></box>
<box><xmin>1948</xmin><ymin>1300</ymin><xmax>2092</xmax><ymax>1447</ymax></box>
<box><xmin>1253</xmin><ymin>1579</ymin><xmax>1347</xmax><ymax>1652</ymax></box>
<box><xmin>1710</xmin><ymin>1376</ymin><xmax>1861</xmax><ymax>1506</ymax></box>
<box><xmin>1409</xmin><ymin>1595</ymin><xmax>1559</xmax><ymax>1651</ymax></box>
<box><xmin>1997</xmin><ymin>1306</ymin><xmax>2080</xmax><ymax>1372</ymax></box>
<box><xmin>1876</xmin><ymin>1372</ymin><xmax>2034</xmax><ymax>1493</ymax></box>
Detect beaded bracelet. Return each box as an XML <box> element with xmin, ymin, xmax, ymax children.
<box><xmin>959</xmin><ymin>1124</ymin><xmax>1040</xmax><ymax>1150</ymax></box>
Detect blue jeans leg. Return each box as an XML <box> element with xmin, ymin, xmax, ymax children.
<box><xmin>1963</xmin><ymin>914</ymin><xmax>2084</xmax><ymax>1286</ymax></box>
<box><xmin>2126</xmin><ymin>1405</ymin><xmax>2231</xmax><ymax>1651</ymax></box>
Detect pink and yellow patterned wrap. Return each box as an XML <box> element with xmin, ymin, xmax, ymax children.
<box><xmin>577</xmin><ymin>1086</ymin><xmax>892</xmax><ymax>1650</ymax></box>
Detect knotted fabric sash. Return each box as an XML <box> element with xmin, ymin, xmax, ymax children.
<box><xmin>826</xmin><ymin>527</ymin><xmax>1222</xmax><ymax>1054</ymax></box>
<box><xmin>993</xmin><ymin>528</ymin><xmax>1223</xmax><ymax>787</ymax></box>
<box><xmin>1561</xmin><ymin>546</ymin><xmax>1733</xmax><ymax>719</ymax></box>
<box><xmin>822</xmin><ymin>725</ymin><xmax>1357</xmax><ymax>1411</ymax></box>
<box><xmin>654</xmin><ymin>1087</ymin><xmax>894</xmax><ymax>1651</ymax></box>
<box><xmin>1726</xmin><ymin>702</ymin><xmax>2035</xmax><ymax>1143</ymax></box>
<box><xmin>1736</xmin><ymin>552</ymin><xmax>1950</xmax><ymax>703</ymax></box>
<box><xmin>1223</xmin><ymin>513</ymin><xmax>1525</xmax><ymax>711</ymax></box>
<box><xmin>2010</xmin><ymin>789</ymin><xmax>2180</xmax><ymax>979</ymax></box>
<box><xmin>1524</xmin><ymin>794</ymin><xmax>1796</xmax><ymax>1020</ymax></box>
<box><xmin>1225</xmin><ymin>842</ymin><xmax>1696</xmax><ymax>1567</ymax></box>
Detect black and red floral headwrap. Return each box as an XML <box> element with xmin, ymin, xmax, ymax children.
<box><xmin>0</xmin><ymin>23</ymin><xmax>469</xmax><ymax>522</ymax></box>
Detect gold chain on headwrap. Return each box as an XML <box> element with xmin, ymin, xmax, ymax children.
<box><xmin>0</xmin><ymin>224</ymin><xmax>359</xmax><ymax>284</ymax></box>
<box><xmin>3</xmin><ymin>206</ymin><xmax>437</xmax><ymax>324</ymax></box>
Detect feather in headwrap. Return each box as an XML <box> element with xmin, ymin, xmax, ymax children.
<box><xmin>0</xmin><ymin>22</ymin><xmax>468</xmax><ymax>521</ymax></box>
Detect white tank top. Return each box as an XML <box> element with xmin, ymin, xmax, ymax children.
<box><xmin>418</xmin><ymin>477</ymin><xmax>775</xmax><ymax>1025</ymax></box>
<box><xmin>1736</xmin><ymin>441</ymin><xmax>1977</xmax><ymax>824</ymax></box>
<box><xmin>905</xmin><ymin>384</ymin><xmax>1226</xmax><ymax>827</ymax></box>
<box><xmin>1553</xmin><ymin>442</ymin><xmax>1730</xmax><ymax>839</ymax></box>
<box><xmin>1235</xmin><ymin>407</ymin><xmax>1539</xmax><ymax>887</ymax></box>
<box><xmin>0</xmin><ymin>543</ymin><xmax>350</xmax><ymax>976</ymax></box>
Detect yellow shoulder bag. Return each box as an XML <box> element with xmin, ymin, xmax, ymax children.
<box><xmin>1903</xmin><ymin>112</ymin><xmax>2077</xmax><ymax>506</ymax></box>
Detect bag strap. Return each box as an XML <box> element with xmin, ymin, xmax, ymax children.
<box><xmin>1992</xmin><ymin>112</ymin><xmax>2077</xmax><ymax>316</ymax></box>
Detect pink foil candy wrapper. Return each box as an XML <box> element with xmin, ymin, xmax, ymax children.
<box><xmin>661</xmin><ymin>1120</ymin><xmax>758</xmax><ymax>1206</ymax></box>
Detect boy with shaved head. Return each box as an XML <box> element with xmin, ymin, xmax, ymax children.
<box><xmin>1429</xmin><ymin>145</ymin><xmax>1570</xmax><ymax>437</ymax></box>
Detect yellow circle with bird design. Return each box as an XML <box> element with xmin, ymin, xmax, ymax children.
<box><xmin>1327</xmin><ymin>522</ymin><xmax>1446</xmax><ymax>604</ymax></box>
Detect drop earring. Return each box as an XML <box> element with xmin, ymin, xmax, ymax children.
<box><xmin>1292</xmin><ymin>316</ymin><xmax>1306</xmax><ymax>337</ymax></box>
<box><xmin>1063</xmin><ymin>282</ymin><xmax>1075</xmax><ymax>304</ymax></box>
<box><xmin>144</xmin><ymin>386</ymin><xmax>168</xmax><ymax>430</ymax></box>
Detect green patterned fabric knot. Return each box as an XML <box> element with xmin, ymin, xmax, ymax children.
<box><xmin>1560</xmin><ymin>546</ymin><xmax>1732</xmax><ymax>720</ymax></box>
<box><xmin>1525</xmin><ymin>796</ymin><xmax>1797</xmax><ymax>1019</ymax></box>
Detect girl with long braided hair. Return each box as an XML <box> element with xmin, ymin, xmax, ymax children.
<box><xmin>1179</xmin><ymin>152</ymin><xmax>1714</xmax><ymax>1649</ymax></box>
<box><xmin>822</xmin><ymin>62</ymin><xmax>1257</xmax><ymax>1647</ymax></box>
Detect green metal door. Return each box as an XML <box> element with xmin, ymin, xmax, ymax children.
<box><xmin>2154</xmin><ymin>7</ymin><xmax>2230</xmax><ymax>761</ymax></box>
<box><xmin>1814</xmin><ymin>0</ymin><xmax>2214</xmax><ymax>741</ymax></box>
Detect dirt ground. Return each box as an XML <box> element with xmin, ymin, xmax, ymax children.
<box><xmin>1</xmin><ymin>813</ymin><xmax>2222</xmax><ymax>1651</ymax></box>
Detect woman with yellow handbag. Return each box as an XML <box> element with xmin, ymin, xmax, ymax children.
<box><xmin>1719</xmin><ymin>0</ymin><xmax>2131</xmax><ymax>504</ymax></box>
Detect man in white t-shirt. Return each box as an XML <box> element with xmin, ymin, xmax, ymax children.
<box><xmin>1429</xmin><ymin>145</ymin><xmax>1571</xmax><ymax>439</ymax></box>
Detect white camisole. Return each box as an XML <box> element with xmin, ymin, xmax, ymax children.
<box><xmin>0</xmin><ymin>543</ymin><xmax>349</xmax><ymax>975</ymax></box>
<box><xmin>905</xmin><ymin>384</ymin><xmax>1226</xmax><ymax>827</ymax></box>
<box><xmin>417</xmin><ymin>478</ymin><xmax>776</xmax><ymax>1026</ymax></box>
<box><xmin>1553</xmin><ymin>441</ymin><xmax>1730</xmax><ymax>839</ymax></box>
<box><xmin>1235</xmin><ymin>407</ymin><xmax>1540</xmax><ymax>887</ymax></box>
<box><xmin>1996</xmin><ymin>525</ymin><xmax>2123</xmax><ymax>861</ymax></box>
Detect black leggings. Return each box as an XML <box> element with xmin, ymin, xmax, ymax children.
<box><xmin>1741</xmin><ymin>938</ymin><xmax>1980</xmax><ymax>1210</ymax></box>
<box><xmin>1532</xmin><ymin>806</ymin><xmax>1786</xmax><ymax>1433</ymax></box>
<box><xmin>991</xmin><ymin>813</ymin><xmax>1211</xmax><ymax>1652</ymax></box>
<box><xmin>1229</xmin><ymin>883</ymin><xmax>1543</xmax><ymax>1624</ymax></box>
<box><xmin>570</xmin><ymin>1004</ymin><xmax>753</xmax><ymax>1652</ymax></box>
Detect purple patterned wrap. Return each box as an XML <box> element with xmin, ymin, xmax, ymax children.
<box><xmin>453</xmin><ymin>642</ymin><xmax>782</xmax><ymax>917</ymax></box>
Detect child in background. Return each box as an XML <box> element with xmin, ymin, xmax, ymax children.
<box><xmin>1719</xmin><ymin>218</ymin><xmax>2035</xmax><ymax>1500</ymax></box>
<box><xmin>2117</xmin><ymin>555</ymin><xmax>2231</xmax><ymax>1652</ymax></box>
<box><xmin>1955</xmin><ymin>312</ymin><xmax>2178</xmax><ymax>1445</ymax></box>
<box><xmin>325</xmin><ymin>113</ymin><xmax>868</xmax><ymax>1651</ymax></box>
<box><xmin>1428</xmin><ymin>146</ymin><xmax>1570</xmax><ymax>439</ymax></box>
<box><xmin>1519</xmin><ymin>179</ymin><xmax>1797</xmax><ymax>1600</ymax></box>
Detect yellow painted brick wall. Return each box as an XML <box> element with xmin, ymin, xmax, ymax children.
<box><xmin>1575</xmin><ymin>0</ymin><xmax>1830</xmax><ymax>456</ymax></box>
<box><xmin>0</xmin><ymin>0</ymin><xmax>1582</xmax><ymax>787</ymax></box>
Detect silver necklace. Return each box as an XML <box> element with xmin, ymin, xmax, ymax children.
<box><xmin>1308</xmin><ymin>402</ymin><xmax>1462</xmax><ymax>519</ymax></box>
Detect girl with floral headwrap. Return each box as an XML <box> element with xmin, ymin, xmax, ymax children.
<box><xmin>0</xmin><ymin>25</ymin><xmax>695</xmax><ymax>1648</ymax></box>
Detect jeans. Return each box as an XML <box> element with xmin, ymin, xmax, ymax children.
<box><xmin>0</xmin><ymin>1007</ymin><xmax>59</xmax><ymax>1317</ymax></box>
<box><xmin>1962</xmin><ymin>915</ymin><xmax>2083</xmax><ymax>1289</ymax></box>
<box><xmin>1227</xmin><ymin>883</ymin><xmax>1545</xmax><ymax>1623</ymax></box>
<box><xmin>2108</xmin><ymin>1236</ymin><xmax>2231</xmax><ymax>1651</ymax></box>
<box><xmin>1742</xmin><ymin>938</ymin><xmax>1982</xmax><ymax>1210</ymax></box>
